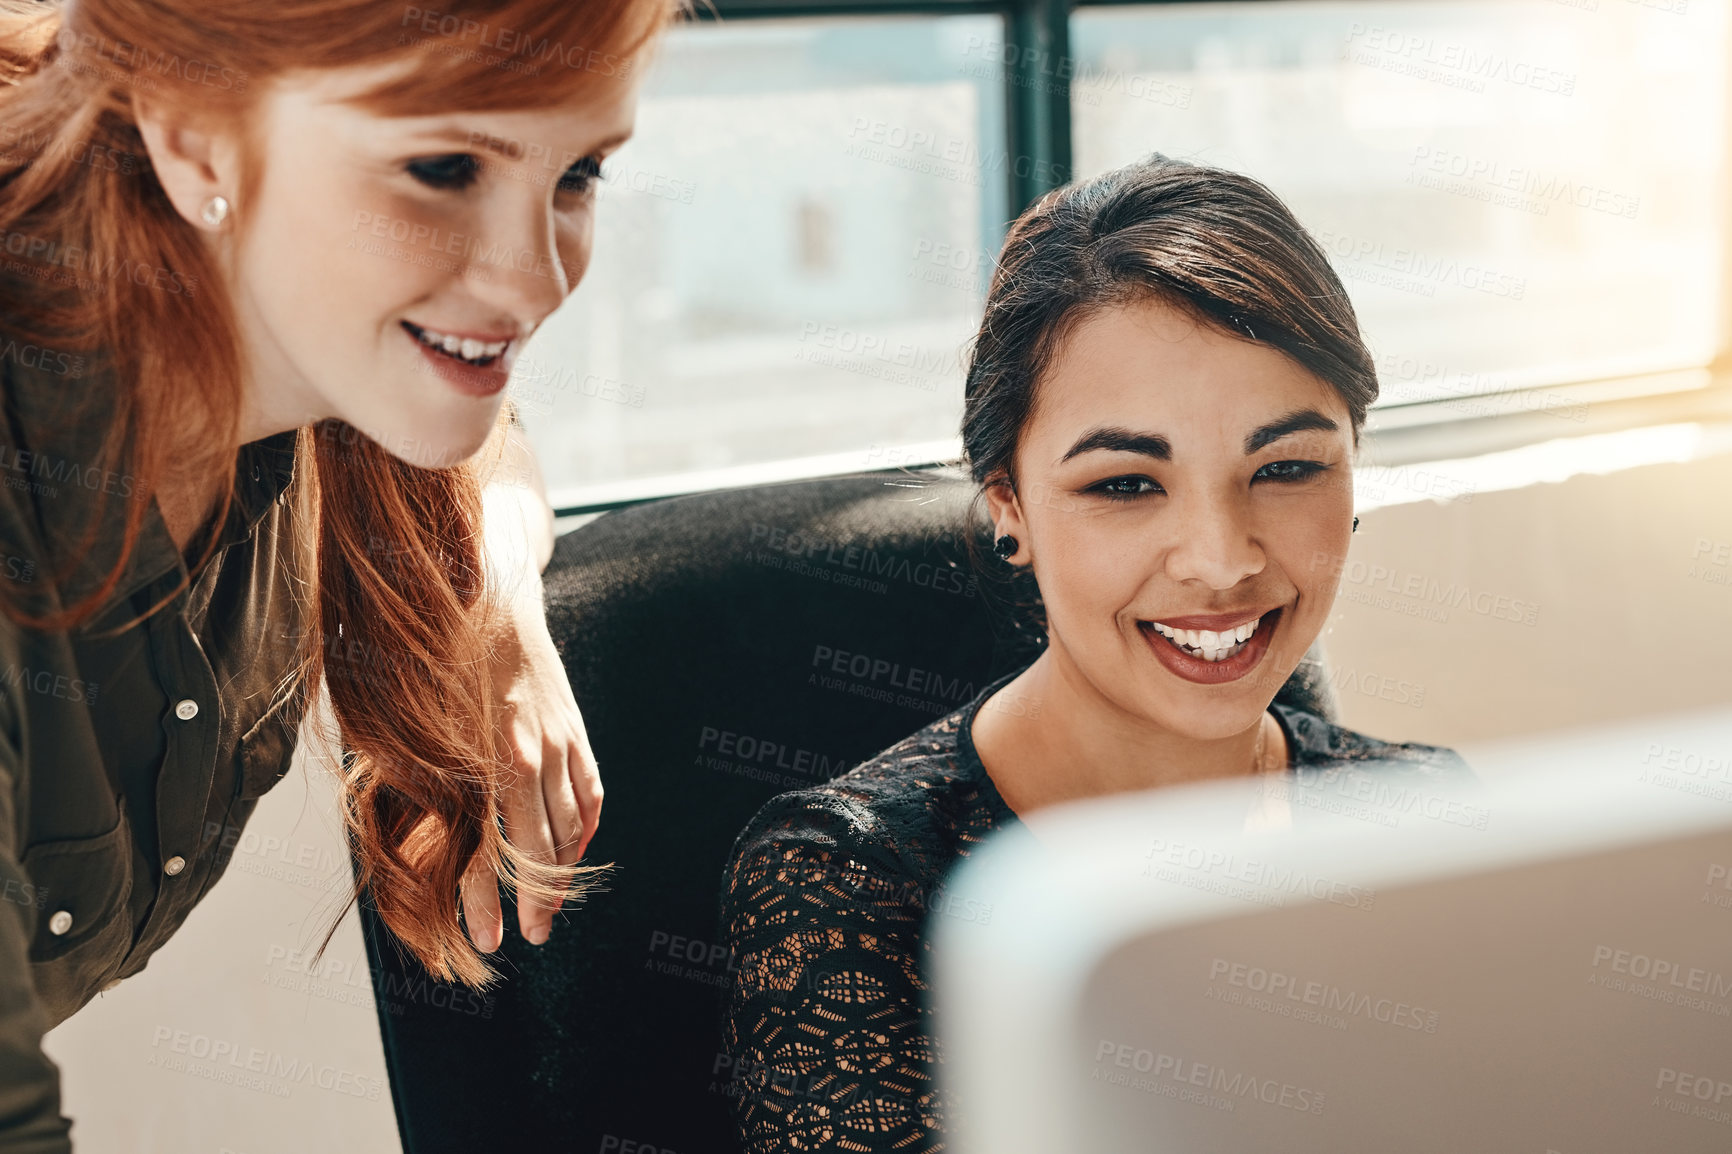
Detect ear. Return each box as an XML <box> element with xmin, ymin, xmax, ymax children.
<box><xmin>982</xmin><ymin>473</ymin><xmax>1030</xmax><ymax>564</ymax></box>
<box><xmin>131</xmin><ymin>93</ymin><xmax>242</xmax><ymax>232</ymax></box>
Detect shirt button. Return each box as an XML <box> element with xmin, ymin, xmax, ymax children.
<box><xmin>174</xmin><ymin>699</ymin><xmax>199</xmax><ymax>721</ymax></box>
<box><xmin>163</xmin><ymin>855</ymin><xmax>186</xmax><ymax>876</ymax></box>
<box><xmin>48</xmin><ymin>910</ymin><xmax>73</xmax><ymax>935</ymax></box>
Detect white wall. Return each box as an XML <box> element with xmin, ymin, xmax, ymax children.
<box><xmin>1328</xmin><ymin>445</ymin><xmax>1732</xmax><ymax>756</ymax></box>
<box><xmin>42</xmin><ymin>719</ymin><xmax>400</xmax><ymax>1154</ymax></box>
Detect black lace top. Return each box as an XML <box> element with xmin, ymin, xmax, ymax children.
<box><xmin>716</xmin><ymin>665</ymin><xmax>1474</xmax><ymax>1153</ymax></box>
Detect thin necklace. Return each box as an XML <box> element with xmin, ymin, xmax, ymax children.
<box><xmin>1245</xmin><ymin>712</ymin><xmax>1293</xmax><ymax>831</ymax></box>
<box><xmin>1252</xmin><ymin>711</ymin><xmax>1282</xmax><ymax>776</ymax></box>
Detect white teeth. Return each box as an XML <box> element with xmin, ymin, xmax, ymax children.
<box><xmin>411</xmin><ymin>324</ymin><xmax>512</xmax><ymax>365</ymax></box>
<box><xmin>1147</xmin><ymin>613</ymin><xmax>1267</xmax><ymax>662</ymax></box>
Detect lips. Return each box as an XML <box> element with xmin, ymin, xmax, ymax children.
<box><xmin>402</xmin><ymin>320</ymin><xmax>513</xmax><ymax>398</ymax></box>
<box><xmin>1139</xmin><ymin>607</ymin><xmax>1283</xmax><ymax>686</ymax></box>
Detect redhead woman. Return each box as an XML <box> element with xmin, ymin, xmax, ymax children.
<box><xmin>0</xmin><ymin>0</ymin><xmax>678</xmax><ymax>1143</ymax></box>
<box><xmin>717</xmin><ymin>156</ymin><xmax>1476</xmax><ymax>1152</ymax></box>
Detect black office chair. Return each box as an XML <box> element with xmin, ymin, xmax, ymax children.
<box><xmin>358</xmin><ymin>467</ymin><xmax>1340</xmax><ymax>1153</ymax></box>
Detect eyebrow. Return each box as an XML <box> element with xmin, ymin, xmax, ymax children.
<box><xmin>1059</xmin><ymin>407</ymin><xmax>1340</xmax><ymax>464</ymax></box>
<box><xmin>1243</xmin><ymin>408</ymin><xmax>1340</xmax><ymax>454</ymax></box>
<box><xmin>1060</xmin><ymin>426</ymin><xmax>1171</xmax><ymax>463</ymax></box>
<box><xmin>417</xmin><ymin>126</ymin><xmax>633</xmax><ymax>161</ymax></box>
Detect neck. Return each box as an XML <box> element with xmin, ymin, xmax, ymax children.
<box><xmin>211</xmin><ymin>236</ymin><xmax>330</xmax><ymax>445</ymax></box>
<box><xmin>973</xmin><ymin>646</ymin><xmax>1282</xmax><ymax>818</ymax></box>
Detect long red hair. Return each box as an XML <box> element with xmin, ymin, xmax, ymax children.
<box><xmin>0</xmin><ymin>0</ymin><xmax>678</xmax><ymax>988</ymax></box>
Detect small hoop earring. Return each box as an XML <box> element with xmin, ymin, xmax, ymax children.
<box><xmin>993</xmin><ymin>534</ymin><xmax>1018</xmax><ymax>560</ymax></box>
<box><xmin>1352</xmin><ymin>516</ymin><xmax>1360</xmax><ymax>534</ymax></box>
<box><xmin>200</xmin><ymin>195</ymin><xmax>231</xmax><ymax>227</ymax></box>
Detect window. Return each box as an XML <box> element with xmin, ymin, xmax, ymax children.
<box><xmin>514</xmin><ymin>16</ymin><xmax>1007</xmax><ymax>507</ymax></box>
<box><xmin>1071</xmin><ymin>1</ymin><xmax>1726</xmax><ymax>417</ymax></box>
<box><xmin>522</xmin><ymin>0</ymin><xmax>1729</xmax><ymax>511</ymax></box>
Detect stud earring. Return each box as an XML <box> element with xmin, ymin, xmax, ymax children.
<box><xmin>200</xmin><ymin>195</ymin><xmax>230</xmax><ymax>227</ymax></box>
<box><xmin>993</xmin><ymin>534</ymin><xmax>1018</xmax><ymax>559</ymax></box>
<box><xmin>1352</xmin><ymin>516</ymin><xmax>1360</xmax><ymax>534</ymax></box>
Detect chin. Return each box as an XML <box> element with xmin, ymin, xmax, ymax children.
<box><xmin>1148</xmin><ymin>690</ymin><xmax>1272</xmax><ymax>742</ymax></box>
<box><xmin>338</xmin><ymin>404</ymin><xmax>500</xmax><ymax>472</ymax></box>
<box><xmin>400</xmin><ymin>429</ymin><xmax>495</xmax><ymax>471</ymax></box>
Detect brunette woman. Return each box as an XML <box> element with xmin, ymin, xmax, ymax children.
<box><xmin>717</xmin><ymin>155</ymin><xmax>1475</xmax><ymax>1152</ymax></box>
<box><xmin>0</xmin><ymin>0</ymin><xmax>678</xmax><ymax>1143</ymax></box>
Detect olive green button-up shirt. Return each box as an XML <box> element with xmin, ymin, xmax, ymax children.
<box><xmin>0</xmin><ymin>353</ymin><xmax>311</xmax><ymax>1151</ymax></box>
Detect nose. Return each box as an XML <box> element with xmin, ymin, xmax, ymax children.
<box><xmin>1162</xmin><ymin>488</ymin><xmax>1266</xmax><ymax>590</ymax></box>
<box><xmin>461</xmin><ymin>194</ymin><xmax>574</xmax><ymax>334</ymax></box>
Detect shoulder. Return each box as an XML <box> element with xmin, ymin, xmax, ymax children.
<box><xmin>1273</xmin><ymin>703</ymin><xmax>1476</xmax><ymax>785</ymax></box>
<box><xmin>722</xmin><ymin>710</ymin><xmax>980</xmax><ymax>906</ymax></box>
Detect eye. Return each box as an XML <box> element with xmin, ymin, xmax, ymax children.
<box><xmin>1254</xmin><ymin>460</ymin><xmax>1330</xmax><ymax>484</ymax></box>
<box><xmin>557</xmin><ymin>155</ymin><xmax>604</xmax><ymax>196</ymax></box>
<box><xmin>406</xmin><ymin>153</ymin><xmax>481</xmax><ymax>191</ymax></box>
<box><xmin>1088</xmin><ymin>475</ymin><xmax>1164</xmax><ymax>500</ymax></box>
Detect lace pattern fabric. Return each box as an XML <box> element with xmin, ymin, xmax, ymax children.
<box><xmin>716</xmin><ymin>669</ymin><xmax>1473</xmax><ymax>1152</ymax></box>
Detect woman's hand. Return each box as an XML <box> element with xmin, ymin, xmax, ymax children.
<box><xmin>458</xmin><ymin>418</ymin><xmax>598</xmax><ymax>952</ymax></box>
<box><xmin>459</xmin><ymin>590</ymin><xmax>602</xmax><ymax>951</ymax></box>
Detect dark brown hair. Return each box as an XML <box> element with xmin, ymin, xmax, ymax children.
<box><xmin>962</xmin><ymin>153</ymin><xmax>1378</xmax><ymax>492</ymax></box>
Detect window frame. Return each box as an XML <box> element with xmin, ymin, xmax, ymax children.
<box><xmin>549</xmin><ymin>0</ymin><xmax>1732</xmax><ymax>517</ymax></box>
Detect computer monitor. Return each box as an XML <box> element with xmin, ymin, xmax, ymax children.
<box><xmin>933</xmin><ymin>708</ymin><xmax>1732</xmax><ymax>1153</ymax></box>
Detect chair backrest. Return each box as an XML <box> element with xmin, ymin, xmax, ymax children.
<box><xmin>359</xmin><ymin>468</ymin><xmax>1340</xmax><ymax>1153</ymax></box>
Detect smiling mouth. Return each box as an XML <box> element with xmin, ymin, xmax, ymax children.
<box><xmin>1144</xmin><ymin>611</ymin><xmax>1277</xmax><ymax>663</ymax></box>
<box><xmin>402</xmin><ymin>320</ymin><xmax>511</xmax><ymax>369</ymax></box>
